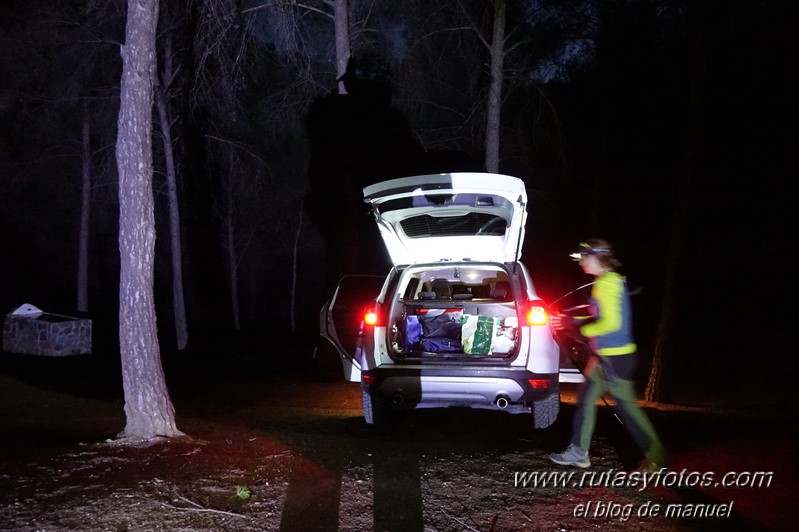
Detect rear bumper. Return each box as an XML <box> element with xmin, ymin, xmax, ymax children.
<box><xmin>558</xmin><ymin>367</ymin><xmax>585</xmax><ymax>383</ymax></box>
<box><xmin>362</xmin><ymin>366</ymin><xmax>558</xmax><ymax>412</ymax></box>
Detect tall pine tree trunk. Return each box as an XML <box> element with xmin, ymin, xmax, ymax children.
<box><xmin>225</xmin><ymin>150</ymin><xmax>241</xmax><ymax>332</ymax></box>
<box><xmin>116</xmin><ymin>0</ymin><xmax>181</xmax><ymax>439</ymax></box>
<box><xmin>334</xmin><ymin>0</ymin><xmax>350</xmax><ymax>95</ymax></box>
<box><xmin>485</xmin><ymin>0</ymin><xmax>506</xmax><ymax>173</ymax></box>
<box><xmin>155</xmin><ymin>31</ymin><xmax>188</xmax><ymax>350</ymax></box>
<box><xmin>291</xmin><ymin>199</ymin><xmax>304</xmax><ymax>333</ymax></box>
<box><xmin>77</xmin><ymin>99</ymin><xmax>91</xmax><ymax>313</ymax></box>
<box><xmin>645</xmin><ymin>1</ymin><xmax>706</xmax><ymax>402</ymax></box>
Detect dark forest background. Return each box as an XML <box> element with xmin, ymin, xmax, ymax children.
<box><xmin>0</xmin><ymin>0</ymin><xmax>795</xmax><ymax>404</ymax></box>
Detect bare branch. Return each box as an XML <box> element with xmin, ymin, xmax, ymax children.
<box><xmin>456</xmin><ymin>0</ymin><xmax>490</xmax><ymax>50</ymax></box>
<box><xmin>159</xmin><ymin>499</ymin><xmax>249</xmax><ymax>520</ymax></box>
<box><xmin>296</xmin><ymin>2</ymin><xmax>333</xmax><ymax>20</ymax></box>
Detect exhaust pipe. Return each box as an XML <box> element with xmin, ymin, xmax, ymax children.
<box><xmin>495</xmin><ymin>395</ymin><xmax>510</xmax><ymax>409</ymax></box>
<box><xmin>392</xmin><ymin>392</ymin><xmax>405</xmax><ymax>406</ymax></box>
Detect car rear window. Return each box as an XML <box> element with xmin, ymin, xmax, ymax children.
<box><xmin>399</xmin><ymin>213</ymin><xmax>507</xmax><ymax>238</ymax></box>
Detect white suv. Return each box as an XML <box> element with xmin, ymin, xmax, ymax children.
<box><xmin>328</xmin><ymin>173</ymin><xmax>578</xmax><ymax>428</ymax></box>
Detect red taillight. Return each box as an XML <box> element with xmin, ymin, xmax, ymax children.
<box><xmin>526</xmin><ymin>302</ymin><xmax>548</xmax><ymax>326</ymax></box>
<box><xmin>528</xmin><ymin>378</ymin><xmax>551</xmax><ymax>389</ymax></box>
<box><xmin>364</xmin><ymin>310</ymin><xmax>378</xmax><ymax>326</ymax></box>
<box><xmin>363</xmin><ymin>306</ymin><xmax>383</xmax><ymax>327</ymax></box>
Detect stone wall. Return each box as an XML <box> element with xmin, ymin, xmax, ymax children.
<box><xmin>2</xmin><ymin>314</ymin><xmax>92</xmax><ymax>356</ymax></box>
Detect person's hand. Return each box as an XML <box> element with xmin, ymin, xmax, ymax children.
<box><xmin>549</xmin><ymin>313</ymin><xmax>569</xmax><ymax>332</ymax></box>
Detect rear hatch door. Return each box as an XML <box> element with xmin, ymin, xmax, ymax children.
<box><xmin>363</xmin><ymin>173</ymin><xmax>528</xmax><ymax>266</ymax></box>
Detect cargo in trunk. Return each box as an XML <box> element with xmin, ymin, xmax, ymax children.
<box><xmin>386</xmin><ymin>265</ymin><xmax>521</xmax><ymax>359</ymax></box>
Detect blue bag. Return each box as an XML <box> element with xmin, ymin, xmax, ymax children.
<box><xmin>404</xmin><ymin>315</ymin><xmax>422</xmax><ymax>351</ymax></box>
<box><xmin>420</xmin><ymin>338</ymin><xmax>461</xmax><ymax>352</ymax></box>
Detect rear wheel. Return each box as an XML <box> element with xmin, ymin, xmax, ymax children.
<box><xmin>532</xmin><ymin>391</ymin><xmax>560</xmax><ymax>429</ymax></box>
<box><xmin>362</xmin><ymin>389</ymin><xmax>391</xmax><ymax>427</ymax></box>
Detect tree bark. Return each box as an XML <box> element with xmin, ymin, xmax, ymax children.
<box><xmin>77</xmin><ymin>99</ymin><xmax>91</xmax><ymax>313</ymax></box>
<box><xmin>225</xmin><ymin>150</ymin><xmax>241</xmax><ymax>332</ymax></box>
<box><xmin>334</xmin><ymin>0</ymin><xmax>350</xmax><ymax>95</ymax></box>
<box><xmin>116</xmin><ymin>0</ymin><xmax>181</xmax><ymax>439</ymax></box>
<box><xmin>485</xmin><ymin>0</ymin><xmax>506</xmax><ymax>174</ymax></box>
<box><xmin>291</xmin><ymin>199</ymin><xmax>304</xmax><ymax>333</ymax></box>
<box><xmin>155</xmin><ymin>31</ymin><xmax>188</xmax><ymax>351</ymax></box>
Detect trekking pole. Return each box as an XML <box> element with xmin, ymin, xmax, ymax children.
<box><xmin>551</xmin><ymin>296</ymin><xmax>624</xmax><ymax>426</ymax></box>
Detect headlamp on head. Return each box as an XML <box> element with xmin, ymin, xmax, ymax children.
<box><xmin>569</xmin><ymin>242</ymin><xmax>610</xmax><ymax>260</ymax></box>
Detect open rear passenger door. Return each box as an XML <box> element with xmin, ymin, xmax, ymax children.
<box><xmin>317</xmin><ymin>275</ymin><xmax>386</xmax><ymax>382</ymax></box>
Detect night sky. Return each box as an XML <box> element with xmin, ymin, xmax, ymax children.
<box><xmin>0</xmin><ymin>1</ymin><xmax>795</xmax><ymax>403</ymax></box>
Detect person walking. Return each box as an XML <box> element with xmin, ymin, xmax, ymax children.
<box><xmin>549</xmin><ymin>239</ymin><xmax>666</xmax><ymax>470</ymax></box>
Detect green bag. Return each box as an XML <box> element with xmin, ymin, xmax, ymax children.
<box><xmin>461</xmin><ymin>315</ymin><xmax>497</xmax><ymax>355</ymax></box>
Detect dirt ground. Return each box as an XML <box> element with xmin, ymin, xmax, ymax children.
<box><xmin>0</xmin><ymin>352</ymin><xmax>796</xmax><ymax>532</ymax></box>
